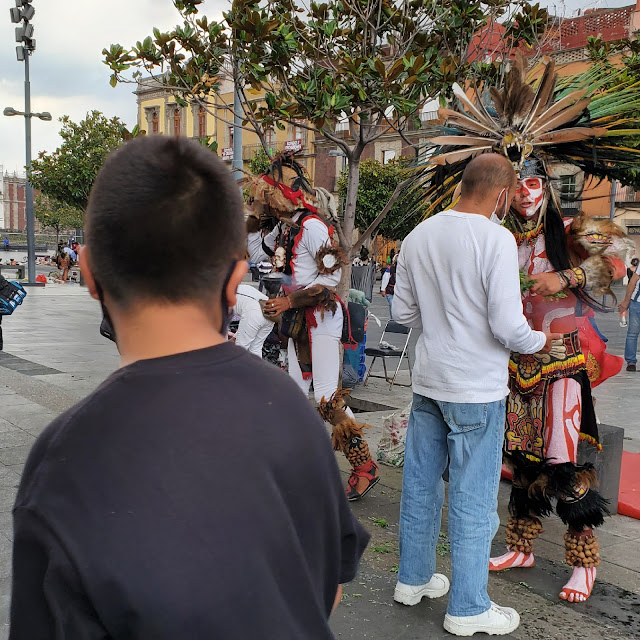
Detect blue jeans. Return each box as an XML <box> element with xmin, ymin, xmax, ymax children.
<box><xmin>399</xmin><ymin>394</ymin><xmax>505</xmax><ymax>617</ymax></box>
<box><xmin>386</xmin><ymin>294</ymin><xmax>394</xmax><ymax>319</ymax></box>
<box><xmin>625</xmin><ymin>300</ymin><xmax>640</xmax><ymax>365</ymax></box>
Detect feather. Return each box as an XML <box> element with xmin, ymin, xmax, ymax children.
<box><xmin>429</xmin><ymin>146</ymin><xmax>492</xmax><ymax>166</ymax></box>
<box><xmin>501</xmin><ymin>52</ymin><xmax>535</xmax><ymax>126</ymax></box>
<box><xmin>529</xmin><ymin>99</ymin><xmax>591</xmax><ymax>136</ymax></box>
<box><xmin>438</xmin><ymin>108</ymin><xmax>498</xmax><ymax>136</ymax></box>
<box><xmin>429</xmin><ymin>135</ymin><xmax>495</xmax><ymax>146</ymax></box>
<box><xmin>452</xmin><ymin>83</ymin><xmax>498</xmax><ymax>129</ymax></box>
<box><xmin>526</xmin><ymin>91</ymin><xmax>587</xmax><ymax>133</ymax></box>
<box><xmin>522</xmin><ymin>59</ymin><xmax>557</xmax><ymax>132</ymax></box>
<box><xmin>490</xmin><ymin>86</ymin><xmax>504</xmax><ymax>116</ymax></box>
<box><xmin>534</xmin><ymin>127</ymin><xmax>607</xmax><ymax>145</ymax></box>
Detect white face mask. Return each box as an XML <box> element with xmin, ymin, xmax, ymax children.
<box><xmin>489</xmin><ymin>188</ymin><xmax>509</xmax><ymax>225</ymax></box>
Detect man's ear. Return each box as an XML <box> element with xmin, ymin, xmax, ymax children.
<box><xmin>225</xmin><ymin>260</ymin><xmax>249</xmax><ymax>309</ymax></box>
<box><xmin>78</xmin><ymin>246</ymin><xmax>100</xmax><ymax>301</ymax></box>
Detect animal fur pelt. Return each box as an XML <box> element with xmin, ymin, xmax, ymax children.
<box><xmin>288</xmin><ymin>284</ymin><xmax>338</xmax><ymax>315</ymax></box>
<box><xmin>318</xmin><ymin>388</ymin><xmax>371</xmax><ymax>453</ymax></box>
<box><xmin>246</xmin><ymin>214</ymin><xmax>261</xmax><ymax>234</ymax></box>
<box><xmin>316</xmin><ymin>245</ymin><xmax>346</xmax><ymax>276</ymax></box>
<box><xmin>556</xmin><ymin>490</ymin><xmax>609</xmax><ymax>530</ymax></box>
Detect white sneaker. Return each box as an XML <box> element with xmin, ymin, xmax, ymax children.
<box><xmin>444</xmin><ymin>602</ymin><xmax>520</xmax><ymax>636</ymax></box>
<box><xmin>393</xmin><ymin>574</ymin><xmax>450</xmax><ymax>605</ymax></box>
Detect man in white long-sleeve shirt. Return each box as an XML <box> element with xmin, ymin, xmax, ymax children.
<box><xmin>392</xmin><ymin>155</ymin><xmax>557</xmax><ymax>637</ymax></box>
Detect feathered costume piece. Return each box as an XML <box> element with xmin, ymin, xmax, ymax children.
<box><xmin>244</xmin><ymin>153</ymin><xmax>379</xmax><ymax>501</ymax></box>
<box><xmin>417</xmin><ymin>53</ymin><xmax>640</xmax><ymax>585</ymax></box>
<box><xmin>415</xmin><ymin>52</ymin><xmax>640</xmax><ymax>217</ymax></box>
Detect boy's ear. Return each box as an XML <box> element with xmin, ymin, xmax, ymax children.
<box><xmin>78</xmin><ymin>246</ymin><xmax>100</xmax><ymax>301</ymax></box>
<box><xmin>225</xmin><ymin>260</ymin><xmax>248</xmax><ymax>309</ymax></box>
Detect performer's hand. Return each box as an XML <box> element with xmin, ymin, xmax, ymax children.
<box><xmin>264</xmin><ymin>297</ymin><xmax>291</xmax><ymax>316</ymax></box>
<box><xmin>540</xmin><ymin>332</ymin><xmax>563</xmax><ymax>354</ymax></box>
<box><xmin>530</xmin><ymin>272</ymin><xmax>564</xmax><ymax>296</ymax></box>
<box><xmin>618</xmin><ymin>299</ymin><xmax>630</xmax><ymax>314</ymax></box>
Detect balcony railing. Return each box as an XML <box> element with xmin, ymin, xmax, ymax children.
<box><xmin>616</xmin><ymin>185</ymin><xmax>639</xmax><ymax>203</ymax></box>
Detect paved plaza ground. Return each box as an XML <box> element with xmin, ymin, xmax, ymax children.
<box><xmin>0</xmin><ymin>282</ymin><xmax>638</xmax><ymax>638</ymax></box>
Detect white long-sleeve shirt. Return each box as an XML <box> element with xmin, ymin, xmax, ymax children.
<box><xmin>393</xmin><ymin>210</ymin><xmax>546</xmax><ymax>403</ymax></box>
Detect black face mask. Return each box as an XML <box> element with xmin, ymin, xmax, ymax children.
<box><xmin>95</xmin><ymin>261</ymin><xmax>241</xmax><ymax>343</ymax></box>
<box><xmin>94</xmin><ymin>281</ymin><xmax>117</xmax><ymax>343</ymax></box>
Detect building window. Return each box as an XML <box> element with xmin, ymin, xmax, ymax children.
<box><xmin>152</xmin><ymin>112</ymin><xmax>159</xmax><ymax>134</ymax></box>
<box><xmin>382</xmin><ymin>149</ymin><xmax>396</xmax><ymax>165</ymax></box>
<box><xmin>559</xmin><ymin>174</ymin><xmax>579</xmax><ymax>210</ymax></box>
<box><xmin>198</xmin><ymin>107</ymin><xmax>207</xmax><ymax>138</ymax></box>
<box><xmin>173</xmin><ymin>109</ymin><xmax>181</xmax><ymax>137</ymax></box>
<box><xmin>228</xmin><ymin>126</ymin><xmax>234</xmax><ymax>148</ymax></box>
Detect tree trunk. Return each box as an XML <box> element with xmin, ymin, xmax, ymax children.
<box><xmin>337</xmin><ymin>157</ymin><xmax>361</xmax><ymax>301</ymax></box>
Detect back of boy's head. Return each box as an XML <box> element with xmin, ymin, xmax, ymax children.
<box><xmin>86</xmin><ymin>136</ymin><xmax>244</xmax><ymax>307</ymax></box>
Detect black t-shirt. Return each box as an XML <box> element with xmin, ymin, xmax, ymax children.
<box><xmin>10</xmin><ymin>342</ymin><xmax>369</xmax><ymax>639</ymax></box>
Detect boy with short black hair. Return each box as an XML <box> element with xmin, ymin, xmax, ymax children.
<box><xmin>10</xmin><ymin>136</ymin><xmax>368</xmax><ymax>639</ymax></box>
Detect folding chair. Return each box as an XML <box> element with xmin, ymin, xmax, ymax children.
<box><xmin>363</xmin><ymin>321</ymin><xmax>412</xmax><ymax>389</ymax></box>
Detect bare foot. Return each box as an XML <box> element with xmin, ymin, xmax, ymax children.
<box><xmin>489</xmin><ymin>550</ymin><xmax>535</xmax><ymax>571</ymax></box>
<box><xmin>559</xmin><ymin>567</ymin><xmax>596</xmax><ymax>602</ymax></box>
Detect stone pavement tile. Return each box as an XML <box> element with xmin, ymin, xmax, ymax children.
<box><xmin>0</xmin><ymin>448</ymin><xmax>32</xmax><ymax>470</ymax></box>
<box><xmin>0</xmin><ymin>403</ymin><xmax>52</xmax><ymax>422</ymax></box>
<box><xmin>0</xmin><ymin>395</ymin><xmax>32</xmax><ymax>408</ymax></box>
<box><xmin>601</xmin><ymin>540</ymin><xmax>640</xmax><ymax>573</ymax></box>
<box><xmin>0</xmin><ymin>430</ymin><xmax>35</xmax><ymax>451</ymax></box>
<box><xmin>0</xmin><ymin>491</ymin><xmax>17</xmax><ymax>515</ymax></box>
<box><xmin>0</xmin><ymin>549</ymin><xmax>11</xmax><ymax>581</ymax></box>
<box><xmin>1</xmin><ymin>413</ymin><xmax>55</xmax><ymax>434</ymax></box>
<box><xmin>0</xmin><ymin>422</ymin><xmax>17</xmax><ymax>435</ymax></box>
<box><xmin>0</xmin><ymin>514</ymin><xmax>12</xmax><ymax>542</ymax></box>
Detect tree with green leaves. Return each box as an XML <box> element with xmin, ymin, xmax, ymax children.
<box><xmin>337</xmin><ymin>158</ymin><xmax>423</xmax><ymax>242</ymax></box>
<box><xmin>30</xmin><ymin>111</ymin><xmax>144</xmax><ymax>214</ymax></box>
<box><xmin>34</xmin><ymin>195</ymin><xmax>84</xmax><ymax>247</ymax></box>
<box><xmin>104</xmin><ymin>0</ymin><xmax>549</xmax><ymax>292</ymax></box>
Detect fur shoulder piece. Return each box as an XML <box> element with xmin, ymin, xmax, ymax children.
<box><xmin>316</xmin><ymin>245</ymin><xmax>346</xmax><ymax>275</ymax></box>
<box><xmin>569</xmin><ymin>214</ymin><xmax>635</xmax><ymax>299</ymax></box>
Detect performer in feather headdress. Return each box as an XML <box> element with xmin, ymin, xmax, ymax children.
<box><xmin>415</xmin><ymin>52</ymin><xmax>640</xmax><ymax>603</ymax></box>
<box><xmin>243</xmin><ymin>153</ymin><xmax>379</xmax><ymax>501</ymax></box>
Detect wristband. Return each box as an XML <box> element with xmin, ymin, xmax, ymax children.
<box><xmin>557</xmin><ymin>267</ymin><xmax>586</xmax><ymax>289</ymax></box>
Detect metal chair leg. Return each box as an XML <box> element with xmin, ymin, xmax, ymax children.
<box><xmin>383</xmin><ymin>358</ymin><xmax>389</xmax><ymax>383</ymax></box>
<box><xmin>364</xmin><ymin>356</ymin><xmax>376</xmax><ymax>386</ymax></box>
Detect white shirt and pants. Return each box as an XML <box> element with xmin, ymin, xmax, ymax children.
<box><xmin>233</xmin><ymin>285</ymin><xmax>273</xmax><ymax>358</ymax></box>
<box><xmin>393</xmin><ymin>210</ymin><xmax>546</xmax><ymax>618</ymax></box>
<box><xmin>285</xmin><ymin>213</ymin><xmax>345</xmax><ymax>405</ymax></box>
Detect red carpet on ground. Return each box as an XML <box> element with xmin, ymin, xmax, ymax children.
<box><xmin>618</xmin><ymin>451</ymin><xmax>640</xmax><ymax>519</ymax></box>
<box><xmin>501</xmin><ymin>454</ymin><xmax>640</xmax><ymax>520</ymax></box>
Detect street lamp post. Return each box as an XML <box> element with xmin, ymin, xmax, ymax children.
<box><xmin>5</xmin><ymin>1</ymin><xmax>50</xmax><ymax>285</ymax></box>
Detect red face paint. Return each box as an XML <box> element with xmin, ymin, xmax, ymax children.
<box><xmin>514</xmin><ymin>177</ymin><xmax>544</xmax><ymax>219</ymax></box>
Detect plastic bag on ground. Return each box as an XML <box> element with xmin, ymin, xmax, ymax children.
<box><xmin>376</xmin><ymin>402</ymin><xmax>412</xmax><ymax>467</ymax></box>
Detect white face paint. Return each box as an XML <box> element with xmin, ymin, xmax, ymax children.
<box><xmin>514</xmin><ymin>177</ymin><xmax>545</xmax><ymax>219</ymax></box>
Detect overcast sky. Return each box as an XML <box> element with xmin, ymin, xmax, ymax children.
<box><xmin>0</xmin><ymin>0</ymin><xmax>633</xmax><ymax>173</ymax></box>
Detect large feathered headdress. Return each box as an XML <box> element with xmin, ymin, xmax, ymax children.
<box><xmin>414</xmin><ymin>52</ymin><xmax>640</xmax><ymax>217</ymax></box>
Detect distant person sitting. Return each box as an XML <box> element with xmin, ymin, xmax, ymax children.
<box><xmin>55</xmin><ymin>247</ymin><xmax>72</xmax><ymax>282</ymax></box>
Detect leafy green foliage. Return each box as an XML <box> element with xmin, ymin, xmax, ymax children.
<box><xmin>249</xmin><ymin>147</ymin><xmax>274</xmax><ymax>175</ymax></box>
<box><xmin>337</xmin><ymin>159</ymin><xmax>423</xmax><ymax>240</ymax></box>
<box><xmin>103</xmin><ymin>0</ymin><xmax>549</xmax><ymax>268</ymax></box>
<box><xmin>35</xmin><ymin>195</ymin><xmax>84</xmax><ymax>244</ymax></box>
<box><xmin>30</xmin><ymin>111</ymin><xmax>136</xmax><ymax>212</ymax></box>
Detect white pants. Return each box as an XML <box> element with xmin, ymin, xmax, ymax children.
<box><xmin>235</xmin><ymin>302</ymin><xmax>274</xmax><ymax>357</ymax></box>
<box><xmin>288</xmin><ymin>306</ymin><xmax>355</xmax><ymax>419</ymax></box>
